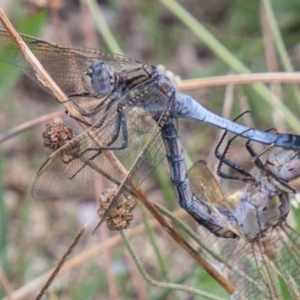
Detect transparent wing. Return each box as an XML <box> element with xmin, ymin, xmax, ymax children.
<box><xmin>273</xmin><ymin>225</ymin><xmax>300</xmax><ymax>298</ymax></box>
<box><xmin>187</xmin><ymin>160</ymin><xmax>235</xmax><ymax>210</ymax></box>
<box><xmin>0</xmin><ymin>30</ymin><xmax>176</xmax><ymax>200</ymax></box>
<box><xmin>0</xmin><ymin>29</ymin><xmax>141</xmax><ymax>96</ymax></box>
<box><xmin>94</xmin><ymin>113</ymin><xmax>170</xmax><ymax>230</ymax></box>
<box><xmin>32</xmin><ymin>102</ymin><xmax>161</xmax><ymax>199</ymax></box>
<box><xmin>197</xmin><ymin>223</ymin><xmax>300</xmax><ymax>299</ymax></box>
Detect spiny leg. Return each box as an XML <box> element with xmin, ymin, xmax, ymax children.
<box><xmin>245</xmin><ymin>139</ymin><xmax>266</xmax><ymax>170</ymax></box>
<box><xmin>71</xmin><ymin>103</ymin><xmax>129</xmax><ymax>155</ymax></box>
<box><xmin>67</xmin><ymin>94</ymin><xmax>117</xmax><ymax>128</ymax></box>
<box><xmin>245</xmin><ymin>128</ymin><xmax>278</xmax><ymax>170</ymax></box>
<box><xmin>215</xmin><ymin>111</ymin><xmax>252</xmax><ymax>176</ymax></box>
<box><xmin>67</xmin><ymin>111</ymin><xmax>127</xmax><ymax>180</ymax></box>
<box><xmin>245</xmin><ymin>136</ymin><xmax>295</xmax><ymax>192</ymax></box>
<box><xmin>215</xmin><ymin>111</ymin><xmax>255</xmax><ymax>183</ymax></box>
<box><xmin>63</xmin><ymin>106</ymin><xmax>129</xmax><ymax>180</ymax></box>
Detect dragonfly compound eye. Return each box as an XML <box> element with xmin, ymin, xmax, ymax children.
<box><xmin>278</xmin><ymin>156</ymin><xmax>300</xmax><ymax>181</ymax></box>
<box><xmin>90</xmin><ymin>60</ymin><xmax>112</xmax><ymax>96</ymax></box>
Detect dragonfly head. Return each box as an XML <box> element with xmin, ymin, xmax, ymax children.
<box><xmin>265</xmin><ymin>148</ymin><xmax>300</xmax><ymax>182</ymax></box>
<box><xmin>82</xmin><ymin>60</ymin><xmax>113</xmax><ymax>96</ymax></box>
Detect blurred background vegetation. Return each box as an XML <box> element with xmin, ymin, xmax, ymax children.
<box><xmin>1</xmin><ymin>0</ymin><xmax>300</xmax><ymax>299</ymax></box>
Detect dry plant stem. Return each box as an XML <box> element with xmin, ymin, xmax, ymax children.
<box><xmin>50</xmin><ymin>6</ymin><xmax>73</xmax><ymax>45</ymax></box>
<box><xmin>178</xmin><ymin>72</ymin><xmax>300</xmax><ymax>90</ymax></box>
<box><xmin>237</xmin><ymin>95</ymin><xmax>254</xmax><ymax>129</ymax></box>
<box><xmin>0</xmin><ymin>12</ymin><xmax>235</xmax><ymax>294</ymax></box>
<box><xmin>79</xmin><ymin>0</ymin><xmax>99</xmax><ymax>48</ymax></box>
<box><xmin>260</xmin><ymin>6</ymin><xmax>278</xmax><ymax>75</ymax></box>
<box><xmin>35</xmin><ymin>226</ymin><xmax>86</xmax><ymax>300</ymax></box>
<box><xmin>154</xmin><ymin>203</ymin><xmax>258</xmax><ymax>289</ymax></box>
<box><xmin>0</xmin><ymin>111</ymin><xmax>65</xmax><ymax>144</ymax></box>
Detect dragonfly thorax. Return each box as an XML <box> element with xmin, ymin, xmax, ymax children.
<box><xmin>120</xmin><ymin>63</ymin><xmax>154</xmax><ymax>89</ymax></box>
<box><xmin>233</xmin><ymin>179</ymin><xmax>290</xmax><ymax>240</ymax></box>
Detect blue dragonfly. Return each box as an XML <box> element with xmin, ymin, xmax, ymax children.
<box><xmin>0</xmin><ymin>29</ymin><xmax>300</xmax><ymax>229</ymax></box>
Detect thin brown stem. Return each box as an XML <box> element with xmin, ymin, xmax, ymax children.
<box><xmin>178</xmin><ymin>72</ymin><xmax>300</xmax><ymax>90</ymax></box>
<box><xmin>35</xmin><ymin>226</ymin><xmax>86</xmax><ymax>300</ymax></box>
<box><xmin>0</xmin><ymin>111</ymin><xmax>65</xmax><ymax>144</ymax></box>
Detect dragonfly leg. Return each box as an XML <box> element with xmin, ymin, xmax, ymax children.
<box><xmin>72</xmin><ymin>98</ymin><xmax>108</xmax><ymax>119</ymax></box>
<box><xmin>68</xmin><ymin>76</ymin><xmax>120</xmax><ymax>119</ymax></box>
<box><xmin>245</xmin><ymin>127</ymin><xmax>278</xmax><ymax>169</ymax></box>
<box><xmin>64</xmin><ymin>112</ymin><xmax>126</xmax><ymax>180</ymax></box>
<box><xmin>216</xmin><ymin>132</ymin><xmax>255</xmax><ymax>183</ymax></box>
<box><xmin>84</xmin><ymin>109</ymin><xmax>129</xmax><ymax>156</ymax></box>
<box><xmin>57</xmin><ymin>105</ymin><xmax>130</xmax><ymax>181</ymax></box>
<box><xmin>104</xmin><ymin>106</ymin><xmax>128</xmax><ymax>149</ymax></box>
<box><xmin>215</xmin><ymin>112</ymin><xmax>255</xmax><ymax>183</ymax></box>
<box><xmin>67</xmin><ymin>95</ymin><xmax>115</xmax><ymax>127</ymax></box>
<box><xmin>245</xmin><ymin>140</ymin><xmax>265</xmax><ymax>169</ymax></box>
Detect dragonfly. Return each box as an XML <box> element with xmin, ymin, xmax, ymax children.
<box><xmin>161</xmin><ymin>119</ymin><xmax>300</xmax><ymax>299</ymax></box>
<box><xmin>1</xmin><ymin>29</ymin><xmax>300</xmax><ymax>228</ymax></box>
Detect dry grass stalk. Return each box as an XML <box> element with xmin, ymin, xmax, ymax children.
<box><xmin>35</xmin><ymin>226</ymin><xmax>86</xmax><ymax>300</ymax></box>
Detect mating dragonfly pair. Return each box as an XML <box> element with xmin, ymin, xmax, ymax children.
<box><xmin>1</xmin><ymin>29</ymin><xmax>300</xmax><ymax>299</ymax></box>
<box><xmin>1</xmin><ymin>29</ymin><xmax>300</xmax><ymax>215</ymax></box>
<box><xmin>163</xmin><ymin>118</ymin><xmax>300</xmax><ymax>299</ymax></box>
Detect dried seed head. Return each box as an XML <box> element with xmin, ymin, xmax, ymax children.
<box><xmin>97</xmin><ymin>186</ymin><xmax>137</xmax><ymax>230</ymax></box>
<box><xmin>43</xmin><ymin>117</ymin><xmax>76</xmax><ymax>152</ymax></box>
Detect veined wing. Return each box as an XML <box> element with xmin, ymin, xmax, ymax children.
<box><xmin>0</xmin><ymin>30</ymin><xmax>177</xmax><ymax>200</ymax></box>
<box><xmin>32</xmin><ymin>79</ymin><xmax>171</xmax><ymax>199</ymax></box>
<box><xmin>0</xmin><ymin>28</ymin><xmax>141</xmax><ymax>96</ymax></box>
<box><xmin>187</xmin><ymin>160</ymin><xmax>237</xmax><ymax>211</ymax></box>
<box><xmin>0</xmin><ymin>29</ymin><xmax>174</xmax><ymax>126</ymax></box>
<box><xmin>94</xmin><ymin>110</ymin><xmax>172</xmax><ymax>230</ymax></box>
<box><xmin>189</xmin><ymin>166</ymin><xmax>300</xmax><ymax>298</ymax></box>
<box><xmin>196</xmin><ymin>220</ymin><xmax>300</xmax><ymax>299</ymax></box>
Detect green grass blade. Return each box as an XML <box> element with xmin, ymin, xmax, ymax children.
<box><xmin>86</xmin><ymin>0</ymin><xmax>124</xmax><ymax>54</ymax></box>
<box><xmin>159</xmin><ymin>0</ymin><xmax>300</xmax><ymax>132</ymax></box>
<box><xmin>262</xmin><ymin>0</ymin><xmax>300</xmax><ymax>106</ymax></box>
